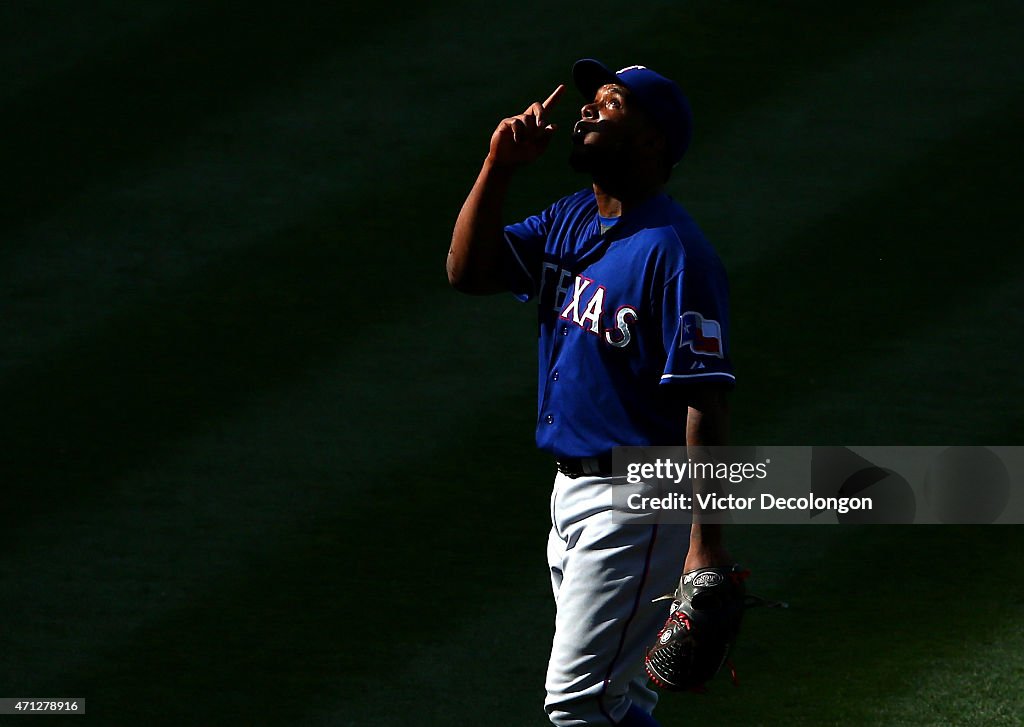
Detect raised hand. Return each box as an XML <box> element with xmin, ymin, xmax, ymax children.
<box><xmin>488</xmin><ymin>84</ymin><xmax>565</xmax><ymax>168</ymax></box>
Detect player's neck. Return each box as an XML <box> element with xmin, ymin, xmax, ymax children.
<box><xmin>591</xmin><ymin>180</ymin><xmax>663</xmax><ymax>218</ymax></box>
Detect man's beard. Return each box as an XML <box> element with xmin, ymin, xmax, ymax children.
<box><xmin>569</xmin><ymin>139</ymin><xmax>631</xmax><ymax>180</ymax></box>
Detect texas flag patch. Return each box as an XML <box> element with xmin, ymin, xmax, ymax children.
<box><xmin>680</xmin><ymin>311</ymin><xmax>724</xmax><ymax>358</ymax></box>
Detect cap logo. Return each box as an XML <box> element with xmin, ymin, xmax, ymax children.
<box><xmin>617</xmin><ymin>65</ymin><xmax>647</xmax><ymax>73</ymax></box>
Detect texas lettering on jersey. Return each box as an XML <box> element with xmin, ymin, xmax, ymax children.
<box><xmin>539</xmin><ymin>263</ymin><xmax>638</xmax><ymax>348</ymax></box>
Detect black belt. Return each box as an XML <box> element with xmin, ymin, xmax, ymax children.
<box><xmin>556</xmin><ymin>453</ymin><xmax>614</xmax><ymax>478</ymax></box>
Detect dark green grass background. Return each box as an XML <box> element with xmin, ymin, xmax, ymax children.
<box><xmin>2</xmin><ymin>2</ymin><xmax>1023</xmax><ymax>725</ymax></box>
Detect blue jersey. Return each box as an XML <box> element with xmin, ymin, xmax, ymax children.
<box><xmin>501</xmin><ymin>188</ymin><xmax>734</xmax><ymax>459</ymax></box>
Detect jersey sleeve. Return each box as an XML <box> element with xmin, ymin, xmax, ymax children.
<box><xmin>501</xmin><ymin>204</ymin><xmax>554</xmax><ymax>302</ymax></box>
<box><xmin>659</xmin><ymin>262</ymin><xmax>736</xmax><ymax>386</ymax></box>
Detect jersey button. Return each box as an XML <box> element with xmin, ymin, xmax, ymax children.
<box><xmin>561</xmin><ymin>326</ymin><xmax>568</xmax><ymax>336</ymax></box>
<box><xmin>552</xmin><ymin>371</ymin><xmax>559</xmax><ymax>381</ymax></box>
<box><xmin>545</xmin><ymin>414</ymin><xmax>554</xmax><ymax>424</ymax></box>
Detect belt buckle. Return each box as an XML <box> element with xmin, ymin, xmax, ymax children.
<box><xmin>580</xmin><ymin>457</ymin><xmax>601</xmax><ymax>476</ymax></box>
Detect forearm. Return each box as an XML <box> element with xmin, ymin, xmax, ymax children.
<box><xmin>685</xmin><ymin>386</ymin><xmax>730</xmax><ymax>559</ymax></box>
<box><xmin>447</xmin><ymin>157</ymin><xmax>514</xmax><ymax>294</ymax></box>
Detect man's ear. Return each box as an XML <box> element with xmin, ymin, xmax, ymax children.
<box><xmin>638</xmin><ymin>127</ymin><xmax>667</xmax><ymax>156</ymax></box>
<box><xmin>641</xmin><ymin>129</ymin><xmax>672</xmax><ymax>181</ymax></box>
<box><xmin>636</xmin><ymin>127</ymin><xmax>670</xmax><ymax>176</ymax></box>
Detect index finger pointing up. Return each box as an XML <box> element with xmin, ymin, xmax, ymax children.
<box><xmin>542</xmin><ymin>84</ymin><xmax>566</xmax><ymax>111</ymax></box>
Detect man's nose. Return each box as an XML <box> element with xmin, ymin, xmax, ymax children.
<box><xmin>580</xmin><ymin>102</ymin><xmax>598</xmax><ymax>120</ymax></box>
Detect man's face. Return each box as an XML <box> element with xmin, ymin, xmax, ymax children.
<box><xmin>569</xmin><ymin>83</ymin><xmax>657</xmax><ymax>176</ymax></box>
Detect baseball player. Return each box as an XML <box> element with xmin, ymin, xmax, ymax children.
<box><xmin>448</xmin><ymin>59</ymin><xmax>735</xmax><ymax>726</ymax></box>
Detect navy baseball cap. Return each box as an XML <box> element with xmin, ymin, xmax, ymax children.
<box><xmin>572</xmin><ymin>59</ymin><xmax>693</xmax><ymax>165</ymax></box>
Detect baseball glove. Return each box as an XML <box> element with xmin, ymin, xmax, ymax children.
<box><xmin>644</xmin><ymin>565</ymin><xmax>749</xmax><ymax>692</ymax></box>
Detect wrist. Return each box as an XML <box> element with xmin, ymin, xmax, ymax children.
<box><xmin>684</xmin><ymin>543</ymin><xmax>733</xmax><ymax>572</ymax></box>
<box><xmin>483</xmin><ymin>153</ymin><xmax>520</xmax><ymax>176</ymax></box>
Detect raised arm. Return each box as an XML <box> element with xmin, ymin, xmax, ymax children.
<box><xmin>447</xmin><ymin>84</ymin><xmax>564</xmax><ymax>294</ymax></box>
